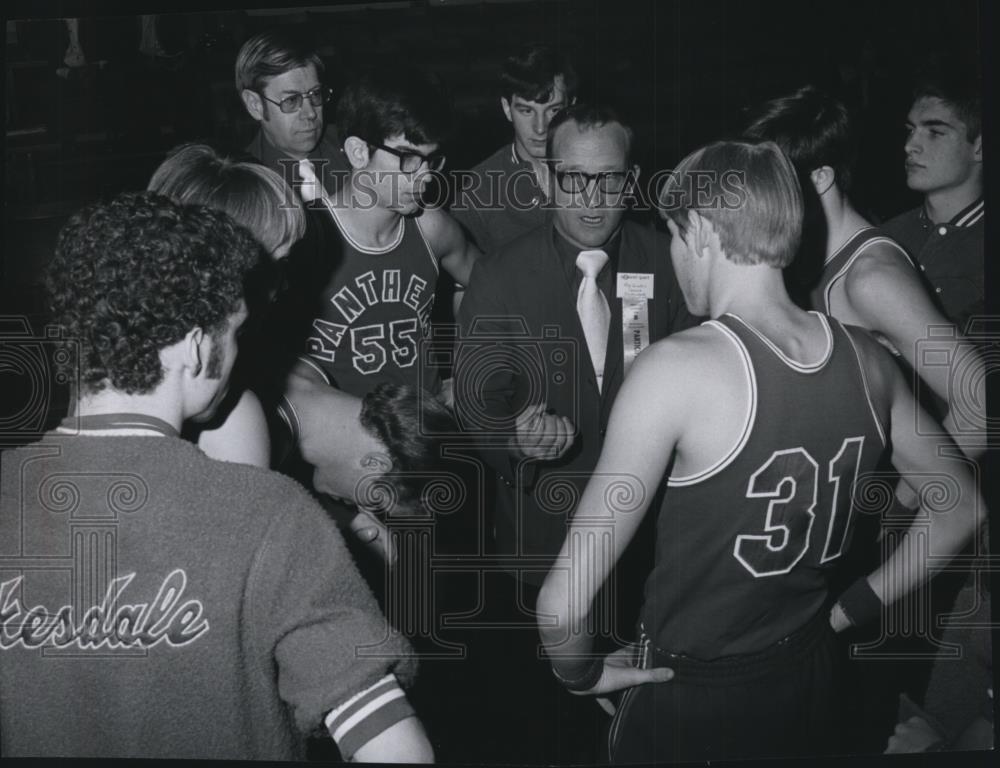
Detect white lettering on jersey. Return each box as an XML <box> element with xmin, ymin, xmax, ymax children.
<box><xmin>403</xmin><ymin>275</ymin><xmax>428</xmax><ymax>311</ymax></box>
<box><xmin>309</xmin><ymin>269</ymin><xmax>435</xmax><ymax>375</ymax></box>
<box><xmin>332</xmin><ymin>286</ymin><xmax>366</xmax><ymax>323</ymax></box>
<box><xmin>382</xmin><ymin>269</ymin><xmax>401</xmax><ymax>303</ymax></box>
<box><xmin>307</xmin><ymin>318</ymin><xmax>348</xmax><ymax>363</ymax></box>
<box><xmin>356</xmin><ymin>270</ymin><xmax>378</xmax><ymax>306</ymax></box>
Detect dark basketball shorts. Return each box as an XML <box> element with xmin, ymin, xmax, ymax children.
<box><xmin>609</xmin><ymin>609</ymin><xmax>843</xmax><ymax>763</ymax></box>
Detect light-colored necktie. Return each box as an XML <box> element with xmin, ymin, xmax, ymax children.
<box><xmin>576</xmin><ymin>249</ymin><xmax>611</xmax><ymax>391</ymax></box>
<box><xmin>298</xmin><ymin>158</ymin><xmax>323</xmax><ymax>203</ymax></box>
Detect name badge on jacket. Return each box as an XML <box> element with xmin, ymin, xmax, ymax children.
<box><xmin>617</xmin><ymin>272</ymin><xmax>653</xmax><ymax>375</ymax></box>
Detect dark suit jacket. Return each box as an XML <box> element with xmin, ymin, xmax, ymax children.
<box><xmin>455</xmin><ymin>221</ymin><xmax>698</xmax><ymax>584</ymax></box>
<box><xmin>245</xmin><ymin>125</ymin><xmax>351</xmax><ymax>196</ymax></box>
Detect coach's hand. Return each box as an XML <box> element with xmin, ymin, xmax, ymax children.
<box><xmin>512</xmin><ymin>403</ymin><xmax>575</xmax><ymax>461</ymax></box>
<box><xmin>574</xmin><ymin>646</ymin><xmax>674</xmax><ymax>697</ymax></box>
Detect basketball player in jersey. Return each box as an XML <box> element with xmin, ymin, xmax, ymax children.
<box><xmin>746</xmin><ymin>87</ymin><xmax>989</xmax><ymax>755</ymax></box>
<box><xmin>536</xmin><ymin>141</ymin><xmax>983</xmax><ymax>762</ymax></box>
<box><xmin>293</xmin><ymin>68</ymin><xmax>480</xmax><ymax>400</ymax></box>
<box><xmin>743</xmin><ymin>86</ymin><xmax>984</xmax><ymax>455</ymax></box>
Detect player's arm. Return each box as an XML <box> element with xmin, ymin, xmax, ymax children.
<box><xmin>842</xmin><ymin>246</ymin><xmax>985</xmax><ymax>458</ymax></box>
<box><xmin>261</xmin><ymin>489</ymin><xmax>428</xmax><ymax>762</ymax></box>
<box><xmin>196</xmin><ymin>388</ymin><xmax>271</xmax><ymax>468</ymax></box>
<box><xmin>537</xmin><ymin>342</ymin><xmax>688</xmax><ymax>695</ymax></box>
<box><xmin>829</xmin><ymin>330</ymin><xmax>985</xmax><ymax>632</ymax></box>
<box><xmin>416</xmin><ymin>206</ymin><xmax>482</xmax><ymax>288</ymax></box>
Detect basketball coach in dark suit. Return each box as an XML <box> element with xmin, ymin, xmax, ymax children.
<box><xmin>452</xmin><ymin>104</ymin><xmax>697</xmax><ymax>764</ymax></box>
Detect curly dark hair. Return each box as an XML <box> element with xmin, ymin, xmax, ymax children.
<box><xmin>48</xmin><ymin>191</ymin><xmax>264</xmax><ymax>395</ymax></box>
<box><xmin>359</xmin><ymin>383</ymin><xmax>456</xmax><ymax>512</ymax></box>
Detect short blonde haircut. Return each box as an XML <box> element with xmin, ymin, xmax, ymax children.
<box><xmin>659</xmin><ymin>140</ymin><xmax>803</xmax><ymax>268</ymax></box>
<box><xmin>148</xmin><ymin>143</ymin><xmax>305</xmax><ymax>257</ymax></box>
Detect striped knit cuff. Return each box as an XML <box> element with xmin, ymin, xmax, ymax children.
<box><xmin>324</xmin><ymin>674</ymin><xmax>414</xmax><ymax>760</ymax></box>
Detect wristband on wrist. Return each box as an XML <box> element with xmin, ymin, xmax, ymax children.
<box><xmin>837</xmin><ymin>576</ymin><xmax>883</xmax><ymax>628</ymax></box>
<box><xmin>550</xmin><ymin>656</ymin><xmax>604</xmax><ymax>692</ymax></box>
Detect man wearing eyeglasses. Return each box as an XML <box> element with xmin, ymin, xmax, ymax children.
<box><xmin>236</xmin><ymin>28</ymin><xmax>350</xmax><ymax>197</ymax></box>
<box><xmin>452</xmin><ymin>104</ymin><xmax>696</xmax><ymax>763</ymax></box>
<box><xmin>292</xmin><ymin>67</ymin><xmax>479</xmax><ymax>402</ymax></box>
<box><xmin>452</xmin><ymin>43</ymin><xmax>578</xmax><ymax>257</ymax></box>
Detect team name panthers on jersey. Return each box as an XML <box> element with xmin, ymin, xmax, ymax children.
<box><xmin>307</xmin><ymin>267</ymin><xmax>433</xmax><ymax>375</ymax></box>
<box><xmin>305</xmin><ymin>212</ymin><xmax>440</xmax><ymax>397</ymax></box>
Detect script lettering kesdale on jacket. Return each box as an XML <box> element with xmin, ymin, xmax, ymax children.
<box><xmin>0</xmin><ymin>569</ymin><xmax>209</xmax><ymax>651</ymax></box>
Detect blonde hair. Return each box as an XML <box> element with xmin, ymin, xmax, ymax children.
<box><xmin>659</xmin><ymin>140</ymin><xmax>803</xmax><ymax>268</ymax></box>
<box><xmin>148</xmin><ymin>143</ymin><xmax>305</xmax><ymax>257</ymax></box>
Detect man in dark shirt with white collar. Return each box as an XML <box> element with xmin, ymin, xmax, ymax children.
<box><xmin>236</xmin><ymin>27</ymin><xmax>350</xmax><ymax>198</ymax></box>
<box><xmin>877</xmin><ymin>61</ymin><xmax>988</xmax><ymax>756</ymax></box>
<box><xmin>451</xmin><ymin>43</ymin><xmax>577</xmax><ymax>256</ymax></box>
<box><xmin>881</xmin><ymin>63</ymin><xmax>982</xmax><ymax>332</ymax></box>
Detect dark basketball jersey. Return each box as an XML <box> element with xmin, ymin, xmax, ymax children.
<box><xmin>809</xmin><ymin>227</ymin><xmax>915</xmax><ymax>314</ymax></box>
<box><xmin>304</xmin><ymin>202</ymin><xmax>440</xmax><ymax>398</ymax></box>
<box><xmin>641</xmin><ymin>313</ymin><xmax>886</xmax><ymax>660</ymax></box>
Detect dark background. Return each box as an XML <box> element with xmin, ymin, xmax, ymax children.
<box><xmin>0</xmin><ymin>3</ymin><xmax>993</xmax><ymax>766</ymax></box>
<box><xmin>2</xmin><ymin>0</ymin><xmax>985</xmax><ymax>319</ymax></box>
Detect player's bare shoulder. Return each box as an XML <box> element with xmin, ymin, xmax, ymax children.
<box><xmin>631</xmin><ymin>322</ymin><xmax>742</xmax><ymax>402</ymax></box>
<box><xmin>843</xmin><ymin>239</ymin><xmax>916</xmax><ymax>299</ymax></box>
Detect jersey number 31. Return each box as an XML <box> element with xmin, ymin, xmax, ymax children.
<box><xmin>735</xmin><ymin>437</ymin><xmax>865</xmax><ymax>577</ymax></box>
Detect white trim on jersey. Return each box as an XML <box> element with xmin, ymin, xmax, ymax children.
<box><xmin>413</xmin><ymin>216</ymin><xmax>442</xmax><ymax>276</ymax></box>
<box><xmin>276</xmin><ymin>395</ymin><xmax>301</xmax><ymax>445</ymax></box>
<box><xmin>839</xmin><ymin>322</ymin><xmax>888</xmax><ymax>449</ymax></box>
<box><xmin>667</xmin><ymin>319</ymin><xmax>757</xmax><ymax>487</ymax></box>
<box><xmin>822</xmin><ymin>233</ymin><xmax>916</xmax><ymax>314</ymax></box>
<box><xmin>725</xmin><ymin>312</ymin><xmax>833</xmax><ymax>373</ymax></box>
<box><xmin>320</xmin><ymin>197</ymin><xmax>405</xmax><ymax>254</ymax></box>
<box><xmin>295</xmin><ymin>354</ymin><xmax>332</xmax><ymax>386</ymax></box>
<box><xmin>822</xmin><ymin>226</ymin><xmax>876</xmax><ymax>268</ymax></box>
